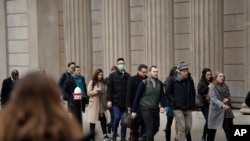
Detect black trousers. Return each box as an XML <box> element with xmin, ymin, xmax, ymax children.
<box><xmin>201</xmin><ymin>102</ymin><xmax>209</xmax><ymax>139</ymax></box>
<box><xmin>140</xmin><ymin>105</ymin><xmax>159</xmax><ymax>141</ymax></box>
<box><xmin>165</xmin><ymin>116</ymin><xmax>174</xmax><ymax>141</ymax></box>
<box><xmin>130</xmin><ymin>108</ymin><xmax>145</xmax><ymax>137</ymax></box>
<box><xmin>207</xmin><ymin>118</ymin><xmax>233</xmax><ymax>141</ymax></box>
<box><xmin>90</xmin><ymin>113</ymin><xmax>108</xmax><ymax>140</ymax></box>
<box><xmin>81</xmin><ymin>98</ymin><xmax>88</xmax><ymax>113</ymax></box>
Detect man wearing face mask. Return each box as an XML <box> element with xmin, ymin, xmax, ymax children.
<box><xmin>107</xmin><ymin>58</ymin><xmax>130</xmax><ymax>141</ymax></box>
<box><xmin>165</xmin><ymin>62</ymin><xmax>196</xmax><ymax>141</ymax></box>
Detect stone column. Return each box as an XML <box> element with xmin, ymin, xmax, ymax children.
<box><xmin>102</xmin><ymin>0</ymin><xmax>130</xmax><ymax>75</ymax></box>
<box><xmin>144</xmin><ymin>0</ymin><xmax>174</xmax><ymax>80</ymax></box>
<box><xmin>0</xmin><ymin>0</ymin><xmax>7</xmax><ymax>83</ymax></box>
<box><xmin>28</xmin><ymin>0</ymin><xmax>60</xmax><ymax>78</ymax></box>
<box><xmin>191</xmin><ymin>0</ymin><xmax>223</xmax><ymax>81</ymax></box>
<box><xmin>241</xmin><ymin>0</ymin><xmax>250</xmax><ymax>113</ymax></box>
<box><xmin>63</xmin><ymin>0</ymin><xmax>92</xmax><ymax>81</ymax></box>
<box><xmin>247</xmin><ymin>0</ymin><xmax>250</xmax><ymax>92</ymax></box>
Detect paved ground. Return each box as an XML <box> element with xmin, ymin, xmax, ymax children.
<box><xmin>80</xmin><ymin>109</ymin><xmax>250</xmax><ymax>141</ymax></box>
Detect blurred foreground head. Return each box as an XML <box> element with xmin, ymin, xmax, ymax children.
<box><xmin>0</xmin><ymin>72</ymin><xmax>83</xmax><ymax>141</ymax></box>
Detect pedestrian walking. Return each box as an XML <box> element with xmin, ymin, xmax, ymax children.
<box><xmin>197</xmin><ymin>68</ymin><xmax>213</xmax><ymax>141</ymax></box>
<box><xmin>87</xmin><ymin>68</ymin><xmax>111</xmax><ymax>141</ymax></box>
<box><xmin>165</xmin><ymin>62</ymin><xmax>196</xmax><ymax>141</ymax></box>
<box><xmin>126</xmin><ymin>64</ymin><xmax>148</xmax><ymax>141</ymax></box>
<box><xmin>132</xmin><ymin>65</ymin><xmax>166</xmax><ymax>141</ymax></box>
<box><xmin>107</xmin><ymin>58</ymin><xmax>130</xmax><ymax>141</ymax></box>
<box><xmin>207</xmin><ymin>72</ymin><xmax>234</xmax><ymax>141</ymax></box>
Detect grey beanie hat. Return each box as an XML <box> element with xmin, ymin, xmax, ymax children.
<box><xmin>177</xmin><ymin>62</ymin><xmax>189</xmax><ymax>71</ymax></box>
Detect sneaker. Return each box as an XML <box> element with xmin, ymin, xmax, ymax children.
<box><xmin>103</xmin><ymin>135</ymin><xmax>111</xmax><ymax>141</ymax></box>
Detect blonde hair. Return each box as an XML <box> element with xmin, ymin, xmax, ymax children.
<box><xmin>212</xmin><ymin>72</ymin><xmax>225</xmax><ymax>87</ymax></box>
<box><xmin>0</xmin><ymin>72</ymin><xmax>83</xmax><ymax>141</ymax></box>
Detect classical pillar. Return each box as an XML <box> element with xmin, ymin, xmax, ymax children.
<box><xmin>63</xmin><ymin>0</ymin><xmax>92</xmax><ymax>81</ymax></box>
<box><xmin>144</xmin><ymin>0</ymin><xmax>174</xmax><ymax>80</ymax></box>
<box><xmin>28</xmin><ymin>0</ymin><xmax>60</xmax><ymax>78</ymax></box>
<box><xmin>247</xmin><ymin>0</ymin><xmax>250</xmax><ymax>92</ymax></box>
<box><xmin>191</xmin><ymin>0</ymin><xmax>223</xmax><ymax>81</ymax></box>
<box><xmin>102</xmin><ymin>0</ymin><xmax>130</xmax><ymax>75</ymax></box>
<box><xmin>241</xmin><ymin>0</ymin><xmax>250</xmax><ymax>113</ymax></box>
<box><xmin>0</xmin><ymin>0</ymin><xmax>7</xmax><ymax>82</ymax></box>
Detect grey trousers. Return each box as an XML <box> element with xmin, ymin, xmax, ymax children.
<box><xmin>173</xmin><ymin>110</ymin><xmax>192</xmax><ymax>141</ymax></box>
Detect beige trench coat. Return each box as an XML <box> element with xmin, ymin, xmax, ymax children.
<box><xmin>87</xmin><ymin>80</ymin><xmax>107</xmax><ymax>123</ymax></box>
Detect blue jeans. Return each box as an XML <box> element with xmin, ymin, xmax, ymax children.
<box><xmin>112</xmin><ymin>106</ymin><xmax>127</xmax><ymax>140</ymax></box>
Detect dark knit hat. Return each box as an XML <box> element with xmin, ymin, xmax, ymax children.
<box><xmin>177</xmin><ymin>62</ymin><xmax>189</xmax><ymax>71</ymax></box>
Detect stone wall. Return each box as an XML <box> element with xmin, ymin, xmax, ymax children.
<box><xmin>224</xmin><ymin>0</ymin><xmax>246</xmax><ymax>104</ymax></box>
<box><xmin>1</xmin><ymin>0</ymin><xmax>250</xmax><ymax>104</ymax></box>
<box><xmin>6</xmin><ymin>0</ymin><xmax>29</xmax><ymax>76</ymax></box>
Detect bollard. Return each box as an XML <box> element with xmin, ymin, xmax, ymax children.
<box><xmin>73</xmin><ymin>87</ymin><xmax>83</xmax><ymax>128</ymax></box>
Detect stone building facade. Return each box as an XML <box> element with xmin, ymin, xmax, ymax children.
<box><xmin>0</xmin><ymin>0</ymin><xmax>249</xmax><ymax>107</ymax></box>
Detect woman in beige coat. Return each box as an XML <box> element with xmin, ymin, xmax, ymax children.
<box><xmin>87</xmin><ymin>68</ymin><xmax>111</xmax><ymax>141</ymax></box>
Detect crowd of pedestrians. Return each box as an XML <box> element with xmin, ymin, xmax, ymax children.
<box><xmin>0</xmin><ymin>58</ymin><xmax>243</xmax><ymax>141</ymax></box>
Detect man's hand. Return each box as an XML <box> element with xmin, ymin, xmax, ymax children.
<box><xmin>107</xmin><ymin>101</ymin><xmax>112</xmax><ymax>108</ymax></box>
<box><xmin>131</xmin><ymin>112</ymin><xmax>137</xmax><ymax>119</ymax></box>
<box><xmin>160</xmin><ymin>107</ymin><xmax>165</xmax><ymax>114</ymax></box>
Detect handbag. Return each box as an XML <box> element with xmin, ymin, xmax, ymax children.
<box><xmin>120</xmin><ymin>112</ymin><xmax>132</xmax><ymax>128</ymax></box>
<box><xmin>195</xmin><ymin>94</ymin><xmax>204</xmax><ymax>109</ymax></box>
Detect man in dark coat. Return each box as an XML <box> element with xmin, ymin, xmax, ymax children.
<box><xmin>58</xmin><ymin>61</ymin><xmax>75</xmax><ymax>100</ymax></box>
<box><xmin>63</xmin><ymin>65</ymin><xmax>88</xmax><ymax>114</ymax></box>
<box><xmin>126</xmin><ymin>64</ymin><xmax>148</xmax><ymax>141</ymax></box>
<box><xmin>107</xmin><ymin>58</ymin><xmax>130</xmax><ymax>141</ymax></box>
<box><xmin>165</xmin><ymin>62</ymin><xmax>196</xmax><ymax>141</ymax></box>
<box><xmin>1</xmin><ymin>69</ymin><xmax>19</xmax><ymax>107</ymax></box>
